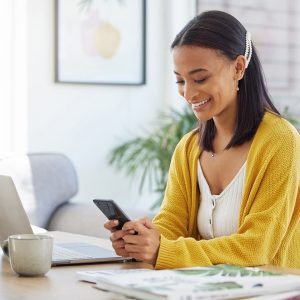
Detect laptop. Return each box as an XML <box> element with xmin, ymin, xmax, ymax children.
<box><xmin>0</xmin><ymin>175</ymin><xmax>128</xmax><ymax>266</ymax></box>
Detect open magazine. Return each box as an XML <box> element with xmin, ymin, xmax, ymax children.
<box><xmin>77</xmin><ymin>265</ymin><xmax>300</xmax><ymax>300</ymax></box>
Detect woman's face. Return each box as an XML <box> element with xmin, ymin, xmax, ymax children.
<box><xmin>173</xmin><ymin>45</ymin><xmax>241</xmax><ymax>122</ymax></box>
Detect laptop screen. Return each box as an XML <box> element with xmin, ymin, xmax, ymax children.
<box><xmin>0</xmin><ymin>175</ymin><xmax>33</xmax><ymax>249</ymax></box>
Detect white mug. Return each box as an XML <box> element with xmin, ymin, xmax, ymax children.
<box><xmin>6</xmin><ymin>234</ymin><xmax>53</xmax><ymax>276</ymax></box>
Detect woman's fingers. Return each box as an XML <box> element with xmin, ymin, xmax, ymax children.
<box><xmin>122</xmin><ymin>220</ymin><xmax>149</xmax><ymax>235</ymax></box>
<box><xmin>104</xmin><ymin>219</ymin><xmax>153</xmax><ymax>259</ymax></box>
<box><xmin>110</xmin><ymin>229</ymin><xmax>128</xmax><ymax>242</ymax></box>
<box><xmin>121</xmin><ymin>221</ymin><xmax>161</xmax><ymax>265</ymax></box>
<box><xmin>112</xmin><ymin>235</ymin><xmax>130</xmax><ymax>257</ymax></box>
<box><xmin>137</xmin><ymin>217</ymin><xmax>155</xmax><ymax>229</ymax></box>
<box><xmin>108</xmin><ymin>228</ymin><xmax>134</xmax><ymax>257</ymax></box>
<box><xmin>124</xmin><ymin>243</ymin><xmax>155</xmax><ymax>262</ymax></box>
<box><xmin>104</xmin><ymin>219</ymin><xmax>119</xmax><ymax>232</ymax></box>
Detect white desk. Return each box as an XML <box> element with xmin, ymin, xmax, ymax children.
<box><xmin>0</xmin><ymin>231</ymin><xmax>152</xmax><ymax>300</ymax></box>
<box><xmin>2</xmin><ymin>231</ymin><xmax>300</xmax><ymax>299</ymax></box>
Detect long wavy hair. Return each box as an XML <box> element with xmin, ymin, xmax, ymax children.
<box><xmin>171</xmin><ymin>10</ymin><xmax>279</xmax><ymax>151</ymax></box>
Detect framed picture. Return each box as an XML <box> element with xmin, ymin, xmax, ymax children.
<box><xmin>55</xmin><ymin>0</ymin><xmax>146</xmax><ymax>85</ymax></box>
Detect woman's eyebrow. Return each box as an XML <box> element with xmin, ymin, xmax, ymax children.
<box><xmin>174</xmin><ymin>68</ymin><xmax>208</xmax><ymax>75</ymax></box>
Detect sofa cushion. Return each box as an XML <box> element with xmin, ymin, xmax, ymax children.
<box><xmin>48</xmin><ymin>202</ymin><xmax>155</xmax><ymax>238</ymax></box>
<box><xmin>0</xmin><ymin>153</ymin><xmax>78</xmax><ymax>228</ymax></box>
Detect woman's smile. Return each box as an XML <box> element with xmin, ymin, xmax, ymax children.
<box><xmin>191</xmin><ymin>98</ymin><xmax>212</xmax><ymax>112</ymax></box>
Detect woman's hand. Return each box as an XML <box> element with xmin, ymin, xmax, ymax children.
<box><xmin>104</xmin><ymin>220</ymin><xmax>134</xmax><ymax>257</ymax></box>
<box><xmin>122</xmin><ymin>217</ymin><xmax>161</xmax><ymax>266</ymax></box>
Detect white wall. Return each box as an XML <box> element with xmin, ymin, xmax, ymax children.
<box><xmin>27</xmin><ymin>0</ymin><xmax>195</xmax><ymax>210</ymax></box>
<box><xmin>0</xmin><ymin>0</ymin><xmax>28</xmax><ymax>156</ymax></box>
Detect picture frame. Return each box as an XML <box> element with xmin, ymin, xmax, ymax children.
<box><xmin>55</xmin><ymin>0</ymin><xmax>146</xmax><ymax>85</ymax></box>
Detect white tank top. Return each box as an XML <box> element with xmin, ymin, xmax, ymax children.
<box><xmin>197</xmin><ymin>160</ymin><xmax>247</xmax><ymax>240</ymax></box>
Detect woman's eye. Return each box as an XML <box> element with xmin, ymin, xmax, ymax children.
<box><xmin>195</xmin><ymin>78</ymin><xmax>207</xmax><ymax>83</ymax></box>
<box><xmin>175</xmin><ymin>80</ymin><xmax>185</xmax><ymax>85</ymax></box>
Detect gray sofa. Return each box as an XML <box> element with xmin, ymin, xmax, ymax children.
<box><xmin>0</xmin><ymin>153</ymin><xmax>152</xmax><ymax>239</ymax></box>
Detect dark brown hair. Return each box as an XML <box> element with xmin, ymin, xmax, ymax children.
<box><xmin>171</xmin><ymin>10</ymin><xmax>279</xmax><ymax>151</ymax></box>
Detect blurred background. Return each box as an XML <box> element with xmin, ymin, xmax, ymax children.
<box><xmin>1</xmin><ymin>0</ymin><xmax>299</xmax><ymax>212</ymax></box>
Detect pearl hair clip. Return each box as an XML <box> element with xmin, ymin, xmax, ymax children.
<box><xmin>244</xmin><ymin>32</ymin><xmax>252</xmax><ymax>68</ymax></box>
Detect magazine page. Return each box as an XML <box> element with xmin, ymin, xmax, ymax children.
<box><xmin>78</xmin><ymin>265</ymin><xmax>300</xmax><ymax>300</ymax></box>
<box><xmin>77</xmin><ymin>268</ymin><xmax>152</xmax><ymax>284</ymax></box>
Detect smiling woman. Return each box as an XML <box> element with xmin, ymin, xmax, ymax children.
<box><xmin>104</xmin><ymin>10</ymin><xmax>300</xmax><ymax>270</ymax></box>
<box><xmin>173</xmin><ymin>46</ymin><xmax>242</xmax><ymax>125</ymax></box>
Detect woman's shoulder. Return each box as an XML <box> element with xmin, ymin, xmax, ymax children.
<box><xmin>259</xmin><ymin>110</ymin><xmax>299</xmax><ymax>143</ymax></box>
<box><xmin>173</xmin><ymin>128</ymin><xmax>200</xmax><ymax>158</ymax></box>
<box><xmin>177</xmin><ymin>128</ymin><xmax>199</xmax><ymax>147</ymax></box>
<box><xmin>247</xmin><ymin>111</ymin><xmax>299</xmax><ymax>175</ymax></box>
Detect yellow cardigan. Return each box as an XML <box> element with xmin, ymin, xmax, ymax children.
<box><xmin>153</xmin><ymin>111</ymin><xmax>300</xmax><ymax>269</ymax></box>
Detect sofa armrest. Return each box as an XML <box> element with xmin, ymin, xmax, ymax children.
<box><xmin>47</xmin><ymin>202</ymin><xmax>155</xmax><ymax>238</ymax></box>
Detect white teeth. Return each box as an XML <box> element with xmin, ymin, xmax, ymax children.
<box><xmin>192</xmin><ymin>99</ymin><xmax>210</xmax><ymax>108</ymax></box>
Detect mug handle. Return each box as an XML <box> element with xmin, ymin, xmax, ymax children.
<box><xmin>1</xmin><ymin>239</ymin><xmax>9</xmax><ymax>257</ymax></box>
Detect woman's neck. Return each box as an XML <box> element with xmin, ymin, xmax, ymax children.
<box><xmin>213</xmin><ymin>111</ymin><xmax>236</xmax><ymax>138</ymax></box>
<box><xmin>212</xmin><ymin>105</ymin><xmax>237</xmax><ymax>151</ymax></box>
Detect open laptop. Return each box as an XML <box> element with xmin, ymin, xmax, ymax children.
<box><xmin>0</xmin><ymin>175</ymin><xmax>128</xmax><ymax>266</ymax></box>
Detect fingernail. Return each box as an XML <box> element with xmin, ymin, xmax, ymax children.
<box><xmin>113</xmin><ymin>220</ymin><xmax>118</xmax><ymax>224</ymax></box>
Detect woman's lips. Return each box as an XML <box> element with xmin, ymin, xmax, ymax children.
<box><xmin>192</xmin><ymin>98</ymin><xmax>211</xmax><ymax>111</ymax></box>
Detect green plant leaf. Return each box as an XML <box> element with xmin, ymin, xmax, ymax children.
<box><xmin>108</xmin><ymin>107</ymin><xmax>197</xmax><ymax>209</ymax></box>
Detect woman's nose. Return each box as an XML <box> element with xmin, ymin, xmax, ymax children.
<box><xmin>183</xmin><ymin>83</ymin><xmax>198</xmax><ymax>103</ymax></box>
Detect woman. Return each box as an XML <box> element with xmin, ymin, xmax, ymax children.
<box><xmin>105</xmin><ymin>10</ymin><xmax>300</xmax><ymax>269</ymax></box>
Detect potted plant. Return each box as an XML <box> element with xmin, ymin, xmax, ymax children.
<box><xmin>108</xmin><ymin>107</ymin><xmax>197</xmax><ymax>209</ymax></box>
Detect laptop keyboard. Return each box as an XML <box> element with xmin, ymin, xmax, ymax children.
<box><xmin>53</xmin><ymin>245</ymin><xmax>93</xmax><ymax>261</ymax></box>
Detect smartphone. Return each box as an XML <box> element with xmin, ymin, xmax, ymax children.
<box><xmin>93</xmin><ymin>199</ymin><xmax>131</xmax><ymax>230</ymax></box>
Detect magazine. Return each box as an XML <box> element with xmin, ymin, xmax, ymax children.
<box><xmin>76</xmin><ymin>265</ymin><xmax>300</xmax><ymax>300</ymax></box>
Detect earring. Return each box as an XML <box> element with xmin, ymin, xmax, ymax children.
<box><xmin>237</xmin><ymin>86</ymin><xmax>239</xmax><ymax>91</ymax></box>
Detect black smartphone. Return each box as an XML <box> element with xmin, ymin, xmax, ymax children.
<box><xmin>93</xmin><ymin>199</ymin><xmax>131</xmax><ymax>230</ymax></box>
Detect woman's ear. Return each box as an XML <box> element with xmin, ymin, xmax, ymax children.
<box><xmin>234</xmin><ymin>55</ymin><xmax>247</xmax><ymax>80</ymax></box>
